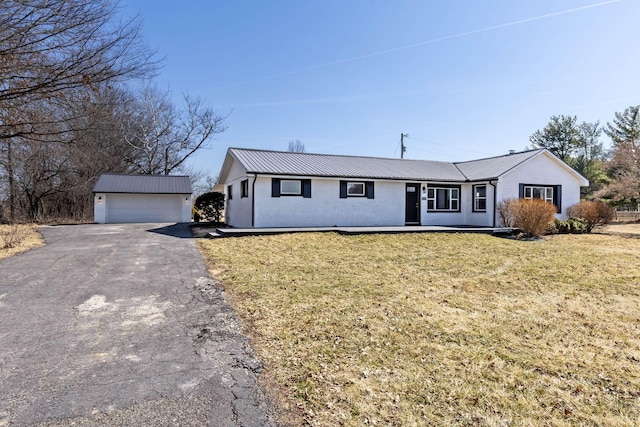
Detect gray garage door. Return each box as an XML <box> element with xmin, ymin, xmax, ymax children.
<box><xmin>106</xmin><ymin>194</ymin><xmax>183</xmax><ymax>223</ymax></box>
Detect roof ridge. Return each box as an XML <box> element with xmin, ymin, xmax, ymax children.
<box><xmin>229</xmin><ymin>147</ymin><xmax>454</xmax><ymax>165</ymax></box>
<box><xmin>453</xmin><ymin>148</ymin><xmax>544</xmax><ymax>165</ymax></box>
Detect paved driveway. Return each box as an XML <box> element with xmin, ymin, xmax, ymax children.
<box><xmin>0</xmin><ymin>223</ymin><xmax>274</xmax><ymax>426</ymax></box>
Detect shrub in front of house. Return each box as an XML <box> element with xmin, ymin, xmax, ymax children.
<box><xmin>498</xmin><ymin>198</ymin><xmax>557</xmax><ymax>238</ymax></box>
<box><xmin>496</xmin><ymin>199</ymin><xmax>517</xmax><ymax>227</ymax></box>
<box><xmin>566</xmin><ymin>200</ymin><xmax>614</xmax><ymax>233</ymax></box>
<box><xmin>550</xmin><ymin>217</ymin><xmax>588</xmax><ymax>234</ymax></box>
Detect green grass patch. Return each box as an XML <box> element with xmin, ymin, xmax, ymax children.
<box><xmin>199</xmin><ymin>231</ymin><xmax>640</xmax><ymax>426</ymax></box>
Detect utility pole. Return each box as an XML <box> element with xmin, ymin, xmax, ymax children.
<box><xmin>400</xmin><ymin>133</ymin><xmax>408</xmax><ymax>159</ymax></box>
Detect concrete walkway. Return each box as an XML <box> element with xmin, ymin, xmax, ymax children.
<box><xmin>0</xmin><ymin>223</ymin><xmax>275</xmax><ymax>427</ymax></box>
<box><xmin>211</xmin><ymin>225</ymin><xmax>516</xmax><ymax>238</ymax></box>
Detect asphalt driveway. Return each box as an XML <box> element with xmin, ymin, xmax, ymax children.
<box><xmin>0</xmin><ymin>223</ymin><xmax>275</xmax><ymax>426</ymax></box>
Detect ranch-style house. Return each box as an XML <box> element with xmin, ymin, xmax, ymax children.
<box><xmin>215</xmin><ymin>147</ymin><xmax>589</xmax><ymax>228</ymax></box>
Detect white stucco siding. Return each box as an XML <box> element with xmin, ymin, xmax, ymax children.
<box><xmin>498</xmin><ymin>152</ymin><xmax>586</xmax><ymax>220</ymax></box>
<box><xmin>223</xmin><ymin>161</ymin><xmax>253</xmax><ymax>228</ymax></box>
<box><xmin>421</xmin><ymin>183</ymin><xmax>494</xmax><ymax>226</ymax></box>
<box><xmin>253</xmin><ymin>177</ymin><xmax>406</xmax><ymax>227</ymax></box>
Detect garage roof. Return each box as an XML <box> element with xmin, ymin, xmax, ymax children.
<box><xmin>93</xmin><ymin>174</ymin><xmax>192</xmax><ymax>194</ymax></box>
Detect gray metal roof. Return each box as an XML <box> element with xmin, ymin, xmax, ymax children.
<box><xmin>454</xmin><ymin>149</ymin><xmax>544</xmax><ymax>180</ymax></box>
<box><xmin>93</xmin><ymin>174</ymin><xmax>192</xmax><ymax>194</ymax></box>
<box><xmin>229</xmin><ymin>148</ymin><xmax>466</xmax><ymax>181</ymax></box>
<box><xmin>226</xmin><ymin>148</ymin><xmax>547</xmax><ymax>182</ymax></box>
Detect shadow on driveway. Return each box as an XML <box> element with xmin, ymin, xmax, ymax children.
<box><xmin>146</xmin><ymin>222</ymin><xmax>195</xmax><ymax>238</ymax></box>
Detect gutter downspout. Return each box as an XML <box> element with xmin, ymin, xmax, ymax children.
<box><xmin>251</xmin><ymin>174</ymin><xmax>257</xmax><ymax>227</ymax></box>
<box><xmin>489</xmin><ymin>180</ymin><xmax>497</xmax><ymax>227</ymax></box>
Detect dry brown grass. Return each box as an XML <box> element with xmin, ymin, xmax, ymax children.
<box><xmin>199</xmin><ymin>231</ymin><xmax>640</xmax><ymax>426</ymax></box>
<box><xmin>0</xmin><ymin>224</ymin><xmax>43</xmax><ymax>260</ymax></box>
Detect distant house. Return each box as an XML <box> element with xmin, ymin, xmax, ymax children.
<box><xmin>93</xmin><ymin>174</ymin><xmax>192</xmax><ymax>224</ymax></box>
<box><xmin>215</xmin><ymin>148</ymin><xmax>588</xmax><ymax>228</ymax></box>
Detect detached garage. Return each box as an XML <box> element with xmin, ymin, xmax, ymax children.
<box><xmin>93</xmin><ymin>174</ymin><xmax>192</xmax><ymax>224</ymax></box>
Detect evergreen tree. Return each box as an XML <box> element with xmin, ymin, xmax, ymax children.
<box><xmin>529</xmin><ymin>115</ymin><xmax>581</xmax><ymax>161</ymax></box>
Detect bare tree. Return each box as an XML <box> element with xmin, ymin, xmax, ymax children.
<box><xmin>597</xmin><ymin>106</ymin><xmax>640</xmax><ymax>205</ymax></box>
<box><xmin>0</xmin><ymin>0</ymin><xmax>158</xmax><ymax>141</ymax></box>
<box><xmin>122</xmin><ymin>85</ymin><xmax>227</xmax><ymax>175</ymax></box>
<box><xmin>287</xmin><ymin>139</ymin><xmax>306</xmax><ymax>153</ymax></box>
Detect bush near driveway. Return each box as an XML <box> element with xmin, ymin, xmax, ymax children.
<box><xmin>0</xmin><ymin>224</ymin><xmax>43</xmax><ymax>259</ymax></box>
<box><xmin>199</xmin><ymin>232</ymin><xmax>640</xmax><ymax>426</ymax></box>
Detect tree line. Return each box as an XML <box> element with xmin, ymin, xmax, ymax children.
<box><xmin>529</xmin><ymin>106</ymin><xmax>640</xmax><ymax>208</ymax></box>
<box><xmin>0</xmin><ymin>0</ymin><xmax>226</xmax><ymax>222</ymax></box>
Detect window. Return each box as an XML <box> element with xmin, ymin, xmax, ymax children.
<box><xmin>340</xmin><ymin>181</ymin><xmax>374</xmax><ymax>199</ymax></box>
<box><xmin>241</xmin><ymin>179</ymin><xmax>248</xmax><ymax>198</ymax></box>
<box><xmin>519</xmin><ymin>184</ymin><xmax>561</xmax><ymax>213</ymax></box>
<box><xmin>347</xmin><ymin>182</ymin><xmax>365</xmax><ymax>196</ymax></box>
<box><xmin>227</xmin><ymin>185</ymin><xmax>233</xmax><ymax>200</ymax></box>
<box><xmin>271</xmin><ymin>178</ymin><xmax>311</xmax><ymax>198</ymax></box>
<box><xmin>473</xmin><ymin>185</ymin><xmax>487</xmax><ymax>212</ymax></box>
<box><xmin>427</xmin><ymin>186</ymin><xmax>460</xmax><ymax>211</ymax></box>
<box><xmin>281</xmin><ymin>180</ymin><xmax>301</xmax><ymax>195</ymax></box>
<box><xmin>524</xmin><ymin>186</ymin><xmax>553</xmax><ymax>203</ymax></box>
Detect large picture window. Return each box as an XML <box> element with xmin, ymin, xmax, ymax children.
<box><xmin>524</xmin><ymin>186</ymin><xmax>553</xmax><ymax>203</ymax></box>
<box><xmin>427</xmin><ymin>186</ymin><xmax>460</xmax><ymax>212</ymax></box>
<box><xmin>519</xmin><ymin>184</ymin><xmax>561</xmax><ymax>213</ymax></box>
<box><xmin>473</xmin><ymin>185</ymin><xmax>487</xmax><ymax>212</ymax></box>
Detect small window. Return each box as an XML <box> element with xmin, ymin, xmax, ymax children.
<box><xmin>281</xmin><ymin>180</ymin><xmax>302</xmax><ymax>195</ymax></box>
<box><xmin>241</xmin><ymin>179</ymin><xmax>248</xmax><ymax>198</ymax></box>
<box><xmin>227</xmin><ymin>185</ymin><xmax>233</xmax><ymax>200</ymax></box>
<box><xmin>340</xmin><ymin>181</ymin><xmax>374</xmax><ymax>199</ymax></box>
<box><xmin>272</xmin><ymin>178</ymin><xmax>311</xmax><ymax>198</ymax></box>
<box><xmin>346</xmin><ymin>182</ymin><xmax>365</xmax><ymax>196</ymax></box>
<box><xmin>474</xmin><ymin>185</ymin><xmax>487</xmax><ymax>212</ymax></box>
<box><xmin>427</xmin><ymin>186</ymin><xmax>460</xmax><ymax>212</ymax></box>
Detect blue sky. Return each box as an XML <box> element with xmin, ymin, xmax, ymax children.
<box><xmin>121</xmin><ymin>0</ymin><xmax>640</xmax><ymax>179</ymax></box>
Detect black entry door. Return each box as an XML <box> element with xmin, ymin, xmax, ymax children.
<box><xmin>405</xmin><ymin>183</ymin><xmax>420</xmax><ymax>224</ymax></box>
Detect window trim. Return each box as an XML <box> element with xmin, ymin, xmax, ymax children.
<box><xmin>519</xmin><ymin>183</ymin><xmax>561</xmax><ymax>213</ymax></box>
<box><xmin>473</xmin><ymin>184</ymin><xmax>487</xmax><ymax>212</ymax></box>
<box><xmin>240</xmin><ymin>179</ymin><xmax>249</xmax><ymax>198</ymax></box>
<box><xmin>280</xmin><ymin>179</ymin><xmax>302</xmax><ymax>196</ymax></box>
<box><xmin>426</xmin><ymin>185</ymin><xmax>461</xmax><ymax>212</ymax></box>
<box><xmin>340</xmin><ymin>180</ymin><xmax>375</xmax><ymax>199</ymax></box>
<box><xmin>271</xmin><ymin>178</ymin><xmax>312</xmax><ymax>198</ymax></box>
<box><xmin>346</xmin><ymin>182</ymin><xmax>366</xmax><ymax>197</ymax></box>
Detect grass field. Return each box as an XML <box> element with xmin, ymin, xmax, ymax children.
<box><xmin>199</xmin><ymin>228</ymin><xmax>640</xmax><ymax>426</ymax></box>
<box><xmin>0</xmin><ymin>224</ymin><xmax>43</xmax><ymax>260</ymax></box>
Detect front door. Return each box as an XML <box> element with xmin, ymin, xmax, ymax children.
<box><xmin>405</xmin><ymin>183</ymin><xmax>420</xmax><ymax>224</ymax></box>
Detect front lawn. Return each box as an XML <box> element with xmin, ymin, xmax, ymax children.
<box><xmin>199</xmin><ymin>231</ymin><xmax>640</xmax><ymax>426</ymax></box>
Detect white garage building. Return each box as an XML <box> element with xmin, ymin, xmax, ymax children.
<box><xmin>93</xmin><ymin>174</ymin><xmax>192</xmax><ymax>224</ymax></box>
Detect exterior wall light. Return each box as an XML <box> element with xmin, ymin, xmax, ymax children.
<box><xmin>97</xmin><ymin>196</ymin><xmax>103</xmax><ymax>204</ymax></box>
<box><xmin>422</xmin><ymin>186</ymin><xmax>426</xmax><ymax>193</ymax></box>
